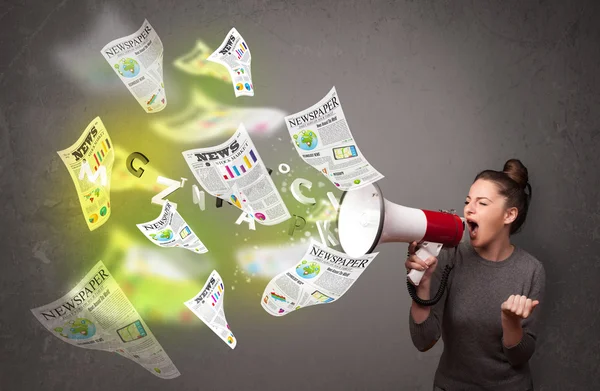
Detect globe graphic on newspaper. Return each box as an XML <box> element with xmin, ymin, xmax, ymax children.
<box><xmin>295</xmin><ymin>260</ymin><xmax>321</xmax><ymax>279</ymax></box>
<box><xmin>54</xmin><ymin>318</ymin><xmax>96</xmax><ymax>340</ymax></box>
<box><xmin>150</xmin><ymin>229</ymin><xmax>173</xmax><ymax>242</ymax></box>
<box><xmin>293</xmin><ymin>130</ymin><xmax>318</xmax><ymax>151</ymax></box>
<box><xmin>114</xmin><ymin>58</ymin><xmax>141</xmax><ymax>78</ymax></box>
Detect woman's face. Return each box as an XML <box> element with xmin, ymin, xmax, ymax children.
<box><xmin>464</xmin><ymin>179</ymin><xmax>517</xmax><ymax>247</ymax></box>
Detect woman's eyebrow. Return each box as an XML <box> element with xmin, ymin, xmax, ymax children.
<box><xmin>466</xmin><ymin>196</ymin><xmax>493</xmax><ymax>202</ymax></box>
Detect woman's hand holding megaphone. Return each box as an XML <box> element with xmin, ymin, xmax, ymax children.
<box><xmin>405</xmin><ymin>241</ymin><xmax>438</xmax><ymax>285</ymax></box>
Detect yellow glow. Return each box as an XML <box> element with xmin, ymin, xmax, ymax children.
<box><xmin>111</xmin><ymin>146</ymin><xmax>166</xmax><ymax>193</ymax></box>
<box><xmin>173</xmin><ymin>40</ymin><xmax>231</xmax><ymax>81</ymax></box>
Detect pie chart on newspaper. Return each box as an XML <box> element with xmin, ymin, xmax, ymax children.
<box><xmin>230</xmin><ymin>195</ymin><xmax>242</xmax><ymax>208</ymax></box>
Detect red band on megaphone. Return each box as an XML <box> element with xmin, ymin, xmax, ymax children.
<box><xmin>421</xmin><ymin>210</ymin><xmax>463</xmax><ymax>247</ymax></box>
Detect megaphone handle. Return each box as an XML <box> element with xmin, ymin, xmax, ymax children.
<box><xmin>407</xmin><ymin>242</ymin><xmax>443</xmax><ymax>286</ymax></box>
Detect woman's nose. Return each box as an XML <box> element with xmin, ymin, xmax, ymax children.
<box><xmin>464</xmin><ymin>203</ymin><xmax>474</xmax><ymax>215</ymax></box>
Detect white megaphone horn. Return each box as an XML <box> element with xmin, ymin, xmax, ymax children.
<box><xmin>337</xmin><ymin>183</ymin><xmax>465</xmax><ymax>286</ymax></box>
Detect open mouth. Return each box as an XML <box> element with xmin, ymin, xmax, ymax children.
<box><xmin>467</xmin><ymin>220</ymin><xmax>479</xmax><ymax>237</ymax></box>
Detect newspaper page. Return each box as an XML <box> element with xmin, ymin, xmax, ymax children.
<box><xmin>173</xmin><ymin>40</ymin><xmax>231</xmax><ymax>82</ymax></box>
<box><xmin>136</xmin><ymin>200</ymin><xmax>208</xmax><ymax>254</ymax></box>
<box><xmin>207</xmin><ymin>27</ymin><xmax>254</xmax><ymax>97</ymax></box>
<box><xmin>101</xmin><ymin>19</ymin><xmax>167</xmax><ymax>113</ymax></box>
<box><xmin>57</xmin><ymin>116</ymin><xmax>114</xmax><ymax>231</ymax></box>
<box><xmin>284</xmin><ymin>86</ymin><xmax>384</xmax><ymax>191</ymax></box>
<box><xmin>184</xmin><ymin>270</ymin><xmax>237</xmax><ymax>349</ymax></box>
<box><xmin>30</xmin><ymin>261</ymin><xmax>180</xmax><ymax>379</ymax></box>
<box><xmin>182</xmin><ymin>123</ymin><xmax>290</xmax><ymax>226</ymax></box>
<box><xmin>260</xmin><ymin>240</ymin><xmax>378</xmax><ymax>317</ymax></box>
<box><xmin>152</xmin><ymin>89</ymin><xmax>285</xmax><ymax>144</ymax></box>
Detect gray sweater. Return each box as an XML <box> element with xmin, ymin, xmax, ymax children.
<box><xmin>409</xmin><ymin>242</ymin><xmax>546</xmax><ymax>391</ymax></box>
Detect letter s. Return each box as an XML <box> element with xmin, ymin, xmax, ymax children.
<box><xmin>230</xmin><ymin>139</ymin><xmax>240</xmax><ymax>153</ymax></box>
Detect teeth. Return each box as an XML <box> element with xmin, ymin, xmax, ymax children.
<box><xmin>468</xmin><ymin>222</ymin><xmax>478</xmax><ymax>236</ymax></box>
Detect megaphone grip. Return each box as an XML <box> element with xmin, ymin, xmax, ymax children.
<box><xmin>407</xmin><ymin>243</ymin><xmax>442</xmax><ymax>286</ymax></box>
<box><xmin>407</xmin><ymin>268</ymin><xmax>425</xmax><ymax>286</ymax></box>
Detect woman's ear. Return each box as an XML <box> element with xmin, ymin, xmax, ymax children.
<box><xmin>504</xmin><ymin>207</ymin><xmax>518</xmax><ymax>225</ymax></box>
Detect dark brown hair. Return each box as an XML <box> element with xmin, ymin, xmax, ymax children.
<box><xmin>474</xmin><ymin>159</ymin><xmax>532</xmax><ymax>235</ymax></box>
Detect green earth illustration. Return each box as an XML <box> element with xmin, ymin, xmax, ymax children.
<box><xmin>293</xmin><ymin>130</ymin><xmax>318</xmax><ymax>151</ymax></box>
<box><xmin>354</xmin><ymin>179</ymin><xmax>361</xmax><ymax>185</ymax></box>
<box><xmin>150</xmin><ymin>229</ymin><xmax>174</xmax><ymax>242</ymax></box>
<box><xmin>54</xmin><ymin>318</ymin><xmax>96</xmax><ymax>340</ymax></box>
<box><xmin>114</xmin><ymin>58</ymin><xmax>141</xmax><ymax>78</ymax></box>
<box><xmin>295</xmin><ymin>260</ymin><xmax>321</xmax><ymax>279</ymax></box>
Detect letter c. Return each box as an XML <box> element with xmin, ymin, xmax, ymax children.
<box><xmin>126</xmin><ymin>152</ymin><xmax>149</xmax><ymax>178</ymax></box>
<box><xmin>291</xmin><ymin>178</ymin><xmax>316</xmax><ymax>205</ymax></box>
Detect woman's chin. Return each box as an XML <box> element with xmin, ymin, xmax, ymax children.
<box><xmin>469</xmin><ymin>236</ymin><xmax>482</xmax><ymax>247</ymax></box>
<box><xmin>470</xmin><ymin>237</ymin><xmax>492</xmax><ymax>250</ymax></box>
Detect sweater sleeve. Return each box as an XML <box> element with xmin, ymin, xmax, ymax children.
<box><xmin>502</xmin><ymin>259</ymin><xmax>546</xmax><ymax>366</ymax></box>
<box><xmin>408</xmin><ymin>247</ymin><xmax>453</xmax><ymax>352</ymax></box>
<box><xmin>409</xmin><ymin>302</ymin><xmax>445</xmax><ymax>351</ymax></box>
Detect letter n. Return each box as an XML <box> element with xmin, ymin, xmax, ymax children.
<box><xmin>151</xmin><ymin>176</ymin><xmax>187</xmax><ymax>207</ymax></box>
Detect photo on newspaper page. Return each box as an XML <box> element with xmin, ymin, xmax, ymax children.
<box><xmin>207</xmin><ymin>27</ymin><xmax>254</xmax><ymax>97</ymax></box>
<box><xmin>284</xmin><ymin>86</ymin><xmax>385</xmax><ymax>191</ymax></box>
<box><xmin>136</xmin><ymin>200</ymin><xmax>208</xmax><ymax>254</ymax></box>
<box><xmin>184</xmin><ymin>270</ymin><xmax>237</xmax><ymax>349</ymax></box>
<box><xmin>173</xmin><ymin>40</ymin><xmax>231</xmax><ymax>81</ymax></box>
<box><xmin>101</xmin><ymin>19</ymin><xmax>167</xmax><ymax>113</ymax></box>
<box><xmin>151</xmin><ymin>89</ymin><xmax>285</xmax><ymax>144</ymax></box>
<box><xmin>30</xmin><ymin>261</ymin><xmax>181</xmax><ymax>379</ymax></box>
<box><xmin>260</xmin><ymin>239</ymin><xmax>378</xmax><ymax>317</ymax></box>
<box><xmin>57</xmin><ymin>116</ymin><xmax>114</xmax><ymax>231</ymax></box>
<box><xmin>182</xmin><ymin>123</ymin><xmax>291</xmax><ymax>226</ymax></box>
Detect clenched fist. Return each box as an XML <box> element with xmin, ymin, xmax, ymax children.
<box><xmin>501</xmin><ymin>295</ymin><xmax>539</xmax><ymax>320</ymax></box>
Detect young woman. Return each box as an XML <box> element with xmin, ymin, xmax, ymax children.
<box><xmin>406</xmin><ymin>159</ymin><xmax>546</xmax><ymax>391</ymax></box>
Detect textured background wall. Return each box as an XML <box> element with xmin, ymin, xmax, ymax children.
<box><xmin>1</xmin><ymin>0</ymin><xmax>599</xmax><ymax>390</ymax></box>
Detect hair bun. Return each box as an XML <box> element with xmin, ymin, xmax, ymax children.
<box><xmin>503</xmin><ymin>159</ymin><xmax>529</xmax><ymax>190</ymax></box>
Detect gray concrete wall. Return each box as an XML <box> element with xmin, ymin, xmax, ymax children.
<box><xmin>1</xmin><ymin>0</ymin><xmax>598</xmax><ymax>390</ymax></box>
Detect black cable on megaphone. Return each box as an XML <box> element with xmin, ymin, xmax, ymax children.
<box><xmin>407</xmin><ymin>265</ymin><xmax>453</xmax><ymax>306</ymax></box>
<box><xmin>405</xmin><ymin>253</ymin><xmax>452</xmax><ymax>308</ymax></box>
<box><xmin>406</xmin><ymin>246</ymin><xmax>458</xmax><ymax>307</ymax></box>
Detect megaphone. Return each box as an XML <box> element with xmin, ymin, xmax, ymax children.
<box><xmin>337</xmin><ymin>183</ymin><xmax>465</xmax><ymax>287</ymax></box>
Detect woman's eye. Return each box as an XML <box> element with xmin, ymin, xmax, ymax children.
<box><xmin>479</xmin><ymin>202</ymin><xmax>487</xmax><ymax>206</ymax></box>
<box><xmin>464</xmin><ymin>201</ymin><xmax>469</xmax><ymax>205</ymax></box>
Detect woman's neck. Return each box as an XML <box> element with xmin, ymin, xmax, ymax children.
<box><xmin>473</xmin><ymin>235</ymin><xmax>514</xmax><ymax>261</ymax></box>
